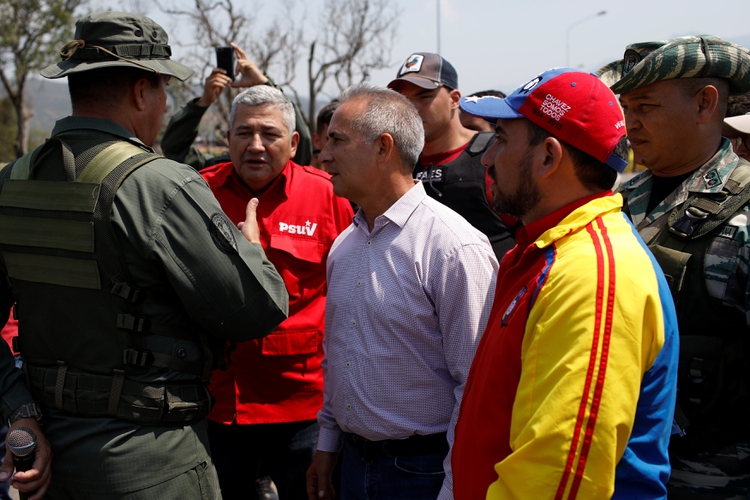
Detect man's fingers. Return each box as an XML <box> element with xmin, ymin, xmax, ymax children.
<box><xmin>206</xmin><ymin>73</ymin><xmax>232</xmax><ymax>88</ymax></box>
<box><xmin>245</xmin><ymin>197</ymin><xmax>259</xmax><ymax>222</ymax></box>
<box><xmin>7</xmin><ymin>419</ymin><xmax>53</xmax><ymax>498</ymax></box>
<box><xmin>230</xmin><ymin>42</ymin><xmax>248</xmax><ymax>60</ymax></box>
<box><xmin>306</xmin><ymin>464</ymin><xmax>327</xmax><ymax>500</ymax></box>
<box><xmin>306</xmin><ymin>451</ymin><xmax>337</xmax><ymax>500</ymax></box>
<box><xmin>0</xmin><ymin>447</ymin><xmax>13</xmax><ymax>482</ymax></box>
<box><xmin>240</xmin><ymin>198</ymin><xmax>261</xmax><ymax>244</ymax></box>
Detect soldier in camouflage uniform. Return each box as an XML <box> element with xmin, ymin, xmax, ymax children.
<box><xmin>599</xmin><ymin>35</ymin><xmax>750</xmax><ymax>498</ymax></box>
<box><xmin>0</xmin><ymin>11</ymin><xmax>289</xmax><ymax>500</ymax></box>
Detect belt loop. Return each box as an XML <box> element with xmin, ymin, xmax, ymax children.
<box><xmin>108</xmin><ymin>369</ymin><xmax>125</xmax><ymax>416</ymax></box>
<box><xmin>55</xmin><ymin>361</ymin><xmax>68</xmax><ymax>410</ymax></box>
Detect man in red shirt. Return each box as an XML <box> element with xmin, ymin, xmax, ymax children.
<box><xmin>200</xmin><ymin>85</ymin><xmax>353</xmax><ymax>500</ymax></box>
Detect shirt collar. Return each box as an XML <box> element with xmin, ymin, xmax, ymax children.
<box><xmin>621</xmin><ymin>137</ymin><xmax>738</xmax><ymax>194</ymax></box>
<box><xmin>52</xmin><ymin>116</ymin><xmax>152</xmax><ymax>150</ymax></box>
<box><xmin>353</xmin><ymin>181</ymin><xmax>425</xmax><ymax>232</ymax></box>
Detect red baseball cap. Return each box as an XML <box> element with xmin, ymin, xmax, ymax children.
<box><xmin>460</xmin><ymin>68</ymin><xmax>628</xmax><ymax>172</ymax></box>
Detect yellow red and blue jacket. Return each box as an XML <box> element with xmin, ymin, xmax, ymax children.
<box><xmin>453</xmin><ymin>192</ymin><xmax>679</xmax><ymax>499</ymax></box>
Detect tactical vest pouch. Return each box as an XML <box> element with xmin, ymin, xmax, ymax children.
<box><xmin>678</xmin><ymin>336</ymin><xmax>724</xmax><ymax>418</ymax></box>
<box><xmin>648</xmin><ymin>244</ymin><xmax>691</xmax><ymax>304</ymax></box>
<box><xmin>26</xmin><ymin>364</ymin><xmax>212</xmax><ymax>426</ymax></box>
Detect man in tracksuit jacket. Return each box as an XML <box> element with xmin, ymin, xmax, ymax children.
<box><xmin>452</xmin><ymin>68</ymin><xmax>680</xmax><ymax>500</ymax></box>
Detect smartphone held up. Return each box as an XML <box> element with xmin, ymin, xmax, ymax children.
<box><xmin>215</xmin><ymin>46</ymin><xmax>236</xmax><ymax>78</ymax></box>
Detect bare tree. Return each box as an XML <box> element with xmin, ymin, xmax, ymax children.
<box><xmin>301</xmin><ymin>0</ymin><xmax>399</xmax><ymax>127</ymax></box>
<box><xmin>158</xmin><ymin>0</ymin><xmax>399</xmax><ymax>133</ymax></box>
<box><xmin>155</xmin><ymin>0</ymin><xmax>256</xmax><ymax>145</ymax></box>
<box><xmin>0</xmin><ymin>0</ymin><xmax>87</xmax><ymax>158</ymax></box>
<box><xmin>155</xmin><ymin>0</ymin><xmax>302</xmax><ymax>147</ymax></box>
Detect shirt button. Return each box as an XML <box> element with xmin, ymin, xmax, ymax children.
<box><xmin>346</xmin><ymin>362</ymin><xmax>351</xmax><ymax>367</ymax></box>
<box><xmin>346</xmin><ymin>404</ymin><xmax>352</xmax><ymax>409</ymax></box>
<box><xmin>366</xmin><ymin>241</ymin><xmax>371</xmax><ymax>246</ymax></box>
<box><xmin>357</xmin><ymin>281</ymin><xmax>361</xmax><ymax>286</ymax></box>
<box><xmin>351</xmin><ymin>320</ymin><xmax>356</xmax><ymax>326</ymax></box>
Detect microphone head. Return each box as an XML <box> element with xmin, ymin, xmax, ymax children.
<box><xmin>7</xmin><ymin>427</ymin><xmax>36</xmax><ymax>457</ymax></box>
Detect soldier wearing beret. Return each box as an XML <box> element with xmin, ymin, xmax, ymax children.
<box><xmin>600</xmin><ymin>35</ymin><xmax>750</xmax><ymax>498</ymax></box>
<box><xmin>0</xmin><ymin>11</ymin><xmax>290</xmax><ymax>499</ymax></box>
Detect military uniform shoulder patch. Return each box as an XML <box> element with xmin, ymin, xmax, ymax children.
<box><xmin>717</xmin><ymin>224</ymin><xmax>738</xmax><ymax>239</ymax></box>
<box><xmin>210</xmin><ymin>213</ymin><xmax>238</xmax><ymax>254</ymax></box>
<box><xmin>703</xmin><ymin>169</ymin><xmax>722</xmax><ymax>189</ymax></box>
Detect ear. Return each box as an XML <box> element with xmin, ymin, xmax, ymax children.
<box><xmin>536</xmin><ymin>136</ymin><xmax>564</xmax><ymax>179</ymax></box>
<box><xmin>226</xmin><ymin>128</ymin><xmax>232</xmax><ymax>146</ymax></box>
<box><xmin>448</xmin><ymin>88</ymin><xmax>462</xmax><ymax>110</ymax></box>
<box><xmin>375</xmin><ymin>132</ymin><xmax>396</xmax><ymax>163</ymax></box>
<box><xmin>695</xmin><ymin>85</ymin><xmax>720</xmax><ymax>125</ymax></box>
<box><xmin>312</xmin><ymin>132</ymin><xmax>321</xmax><ymax>151</ymax></box>
<box><xmin>290</xmin><ymin>130</ymin><xmax>300</xmax><ymax>157</ymax></box>
<box><xmin>131</xmin><ymin>78</ymin><xmax>150</xmax><ymax>111</ymax></box>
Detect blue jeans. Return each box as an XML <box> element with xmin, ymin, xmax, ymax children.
<box><xmin>339</xmin><ymin>434</ymin><xmax>446</xmax><ymax>500</ymax></box>
<box><xmin>207</xmin><ymin>419</ymin><xmax>318</xmax><ymax>500</ymax></box>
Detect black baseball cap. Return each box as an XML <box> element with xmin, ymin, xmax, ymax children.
<box><xmin>388</xmin><ymin>52</ymin><xmax>458</xmax><ymax>90</ymax></box>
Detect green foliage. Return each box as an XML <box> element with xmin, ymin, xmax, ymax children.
<box><xmin>0</xmin><ymin>0</ymin><xmax>86</xmax><ymax>156</ymax></box>
<box><xmin>0</xmin><ymin>0</ymin><xmax>85</xmax><ymax>75</ymax></box>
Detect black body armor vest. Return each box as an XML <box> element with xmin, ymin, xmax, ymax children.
<box><xmin>414</xmin><ymin>132</ymin><xmax>517</xmax><ymax>259</ymax></box>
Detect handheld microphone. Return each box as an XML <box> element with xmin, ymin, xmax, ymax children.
<box><xmin>7</xmin><ymin>427</ymin><xmax>36</xmax><ymax>500</ymax></box>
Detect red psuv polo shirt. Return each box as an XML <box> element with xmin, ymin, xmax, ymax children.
<box><xmin>202</xmin><ymin>160</ymin><xmax>353</xmax><ymax>424</ymax></box>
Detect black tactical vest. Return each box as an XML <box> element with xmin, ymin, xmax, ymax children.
<box><xmin>0</xmin><ymin>135</ymin><xmax>214</xmax><ymax>425</ymax></box>
<box><xmin>414</xmin><ymin>132</ymin><xmax>517</xmax><ymax>259</ymax></box>
<box><xmin>622</xmin><ymin>161</ymin><xmax>750</xmax><ymax>453</ymax></box>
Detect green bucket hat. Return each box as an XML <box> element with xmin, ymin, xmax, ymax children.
<box><xmin>597</xmin><ymin>35</ymin><xmax>750</xmax><ymax>96</ymax></box>
<box><xmin>40</xmin><ymin>11</ymin><xmax>193</xmax><ymax>81</ymax></box>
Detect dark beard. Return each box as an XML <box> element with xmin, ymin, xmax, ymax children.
<box><xmin>491</xmin><ymin>148</ymin><xmax>541</xmax><ymax>219</ymax></box>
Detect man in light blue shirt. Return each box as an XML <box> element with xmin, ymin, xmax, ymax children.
<box><xmin>305</xmin><ymin>84</ymin><xmax>498</xmax><ymax>500</ymax></box>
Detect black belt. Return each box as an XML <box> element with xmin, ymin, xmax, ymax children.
<box><xmin>346</xmin><ymin>432</ymin><xmax>449</xmax><ymax>463</ymax></box>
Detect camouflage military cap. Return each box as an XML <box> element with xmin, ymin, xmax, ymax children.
<box><xmin>598</xmin><ymin>35</ymin><xmax>750</xmax><ymax>96</ymax></box>
<box><xmin>41</xmin><ymin>11</ymin><xmax>193</xmax><ymax>81</ymax></box>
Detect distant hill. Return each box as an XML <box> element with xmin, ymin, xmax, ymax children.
<box><xmin>5</xmin><ymin>76</ymin><xmax>330</xmax><ymax>151</ymax></box>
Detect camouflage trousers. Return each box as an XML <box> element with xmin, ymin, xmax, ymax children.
<box><xmin>668</xmin><ymin>442</ymin><xmax>750</xmax><ymax>499</ymax></box>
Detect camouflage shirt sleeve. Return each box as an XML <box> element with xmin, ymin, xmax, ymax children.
<box><xmin>160</xmin><ymin>98</ymin><xmax>209</xmax><ymax>170</ymax></box>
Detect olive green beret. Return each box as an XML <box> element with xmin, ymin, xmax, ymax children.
<box><xmin>41</xmin><ymin>11</ymin><xmax>193</xmax><ymax>81</ymax></box>
<box><xmin>598</xmin><ymin>35</ymin><xmax>750</xmax><ymax>96</ymax></box>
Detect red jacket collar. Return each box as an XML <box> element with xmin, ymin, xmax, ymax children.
<box><xmin>216</xmin><ymin>159</ymin><xmax>295</xmax><ymax>200</ymax></box>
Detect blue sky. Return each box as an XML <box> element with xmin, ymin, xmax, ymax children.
<box><xmin>109</xmin><ymin>0</ymin><xmax>750</xmax><ymax>98</ymax></box>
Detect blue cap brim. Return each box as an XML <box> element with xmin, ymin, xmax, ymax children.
<box><xmin>459</xmin><ymin>95</ymin><xmax>522</xmax><ymax>124</ymax></box>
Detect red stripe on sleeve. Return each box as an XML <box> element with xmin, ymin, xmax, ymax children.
<box><xmin>569</xmin><ymin>217</ymin><xmax>616</xmax><ymax>498</ymax></box>
<box><xmin>555</xmin><ymin>221</ymin><xmax>606</xmax><ymax>500</ymax></box>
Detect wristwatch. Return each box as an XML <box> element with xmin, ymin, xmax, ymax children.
<box><xmin>8</xmin><ymin>402</ymin><xmax>44</xmax><ymax>426</ymax></box>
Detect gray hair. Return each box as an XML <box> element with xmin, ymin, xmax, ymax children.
<box><xmin>338</xmin><ymin>83</ymin><xmax>424</xmax><ymax>168</ymax></box>
<box><xmin>229</xmin><ymin>85</ymin><xmax>296</xmax><ymax>137</ymax></box>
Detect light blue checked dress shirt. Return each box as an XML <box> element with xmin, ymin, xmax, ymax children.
<box><xmin>317</xmin><ymin>182</ymin><xmax>498</xmax><ymax>499</ymax></box>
